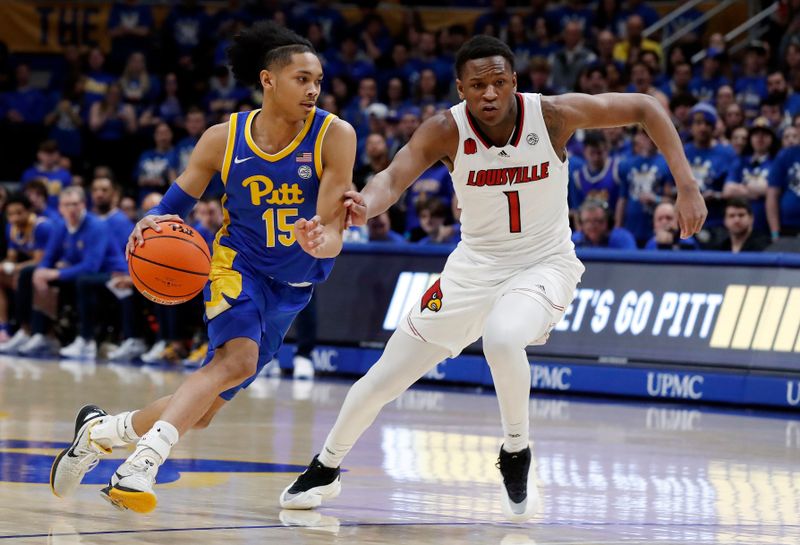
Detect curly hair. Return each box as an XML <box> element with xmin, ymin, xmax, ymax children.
<box><xmin>227</xmin><ymin>21</ymin><xmax>315</xmax><ymax>89</ymax></box>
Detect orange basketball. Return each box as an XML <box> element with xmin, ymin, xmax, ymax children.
<box><xmin>128</xmin><ymin>221</ymin><xmax>211</xmax><ymax>305</ymax></box>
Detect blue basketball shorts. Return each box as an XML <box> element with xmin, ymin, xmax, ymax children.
<box><xmin>201</xmin><ymin>270</ymin><xmax>313</xmax><ymax>400</ymax></box>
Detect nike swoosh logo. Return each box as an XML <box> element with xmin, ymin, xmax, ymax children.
<box><xmin>67</xmin><ymin>427</ymin><xmax>87</xmax><ymax>458</ymax></box>
<box><xmin>233</xmin><ymin>156</ymin><xmax>253</xmax><ymax>164</ymax></box>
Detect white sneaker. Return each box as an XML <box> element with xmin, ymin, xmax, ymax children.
<box><xmin>101</xmin><ymin>450</ymin><xmax>160</xmax><ymax>513</ymax></box>
<box><xmin>140</xmin><ymin>340</ymin><xmax>167</xmax><ymax>364</ymax></box>
<box><xmin>267</xmin><ymin>358</ymin><xmax>282</xmax><ymax>377</ymax></box>
<box><xmin>59</xmin><ymin>337</ymin><xmax>97</xmax><ymax>359</ymax></box>
<box><xmin>0</xmin><ymin>329</ymin><xmax>29</xmax><ymax>353</ymax></box>
<box><xmin>280</xmin><ymin>455</ymin><xmax>341</xmax><ymax>509</ymax></box>
<box><xmin>108</xmin><ymin>338</ymin><xmax>148</xmax><ymax>361</ymax></box>
<box><xmin>50</xmin><ymin>405</ymin><xmax>111</xmax><ymax>498</ymax></box>
<box><xmin>293</xmin><ymin>355</ymin><xmax>315</xmax><ymax>380</ymax></box>
<box><xmin>18</xmin><ymin>333</ymin><xmax>58</xmax><ymax>356</ymax></box>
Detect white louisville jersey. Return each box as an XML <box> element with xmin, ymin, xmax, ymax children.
<box><xmin>449</xmin><ymin>92</ymin><xmax>574</xmax><ymax>265</ymax></box>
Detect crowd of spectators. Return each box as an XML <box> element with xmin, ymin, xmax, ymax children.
<box><xmin>0</xmin><ymin>0</ymin><xmax>797</xmax><ymax>363</ymax></box>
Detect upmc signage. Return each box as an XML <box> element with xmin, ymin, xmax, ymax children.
<box><xmin>315</xmin><ymin>249</ymin><xmax>800</xmax><ymax>373</ymax></box>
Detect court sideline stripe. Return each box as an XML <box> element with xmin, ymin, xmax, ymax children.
<box><xmin>1</xmin><ymin>521</ymin><xmax>798</xmax><ymax>540</ymax></box>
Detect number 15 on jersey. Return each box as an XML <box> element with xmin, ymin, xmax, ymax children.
<box><xmin>262</xmin><ymin>208</ymin><xmax>298</xmax><ymax>247</ymax></box>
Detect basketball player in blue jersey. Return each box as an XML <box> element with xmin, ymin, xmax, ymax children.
<box><xmin>49</xmin><ymin>22</ymin><xmax>356</xmax><ymax>514</ymax></box>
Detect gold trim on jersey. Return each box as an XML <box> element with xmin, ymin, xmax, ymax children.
<box><xmin>205</xmin><ymin>194</ymin><xmax>241</xmax><ymax>320</ymax></box>
<box><xmin>221</xmin><ymin>113</ymin><xmax>239</xmax><ymax>185</ymax></box>
<box><xmin>313</xmin><ymin>114</ymin><xmax>337</xmax><ymax>179</ymax></box>
<box><xmin>244</xmin><ymin>108</ymin><xmax>315</xmax><ymax>162</ymax></box>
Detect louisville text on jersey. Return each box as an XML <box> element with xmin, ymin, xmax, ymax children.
<box><xmin>466</xmin><ymin>162</ymin><xmax>550</xmax><ymax>187</ymax></box>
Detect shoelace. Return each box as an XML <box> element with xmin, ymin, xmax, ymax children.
<box><xmin>70</xmin><ymin>446</ymin><xmax>101</xmax><ymax>473</ymax></box>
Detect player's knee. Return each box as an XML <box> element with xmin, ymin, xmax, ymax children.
<box><xmin>214</xmin><ymin>351</ymin><xmax>258</xmax><ymax>386</ymax></box>
<box><xmin>483</xmin><ymin>326</ymin><xmax>526</xmax><ymax>364</ymax></box>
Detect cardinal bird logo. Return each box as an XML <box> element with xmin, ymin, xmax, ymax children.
<box><xmin>420</xmin><ymin>278</ymin><xmax>443</xmax><ymax>313</ymax></box>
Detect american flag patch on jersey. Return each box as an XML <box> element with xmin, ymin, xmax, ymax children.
<box><xmin>295</xmin><ymin>152</ymin><xmax>312</xmax><ymax>162</ymax></box>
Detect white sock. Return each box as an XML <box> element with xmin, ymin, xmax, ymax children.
<box><xmin>89</xmin><ymin>411</ymin><xmax>138</xmax><ymax>449</ymax></box>
<box><xmin>132</xmin><ymin>420</ymin><xmax>179</xmax><ymax>465</ymax></box>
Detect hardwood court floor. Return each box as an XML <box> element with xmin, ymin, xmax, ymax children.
<box><xmin>0</xmin><ymin>356</ymin><xmax>798</xmax><ymax>544</ymax></box>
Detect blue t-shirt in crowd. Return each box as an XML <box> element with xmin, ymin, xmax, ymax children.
<box><xmin>22</xmin><ymin>166</ymin><xmax>72</xmax><ymax>210</ymax></box>
<box><xmin>6</xmin><ymin>216</ymin><xmax>53</xmax><ymax>258</ymax></box>
<box><xmin>100</xmin><ymin>208</ymin><xmax>135</xmax><ymax>253</ymax></box>
<box><xmin>569</xmin><ymin>157</ymin><xmax>620</xmax><ymax>210</ymax></box>
<box><xmin>618</xmin><ymin>153</ymin><xmax>673</xmax><ymax>242</ymax></box>
<box><xmin>734</xmin><ymin>76</ymin><xmax>768</xmax><ymax>117</ymax></box>
<box><xmin>163</xmin><ymin>6</ymin><xmax>210</xmax><ymax>55</ymax></box>
<box><xmin>684</xmin><ymin>142</ymin><xmax>736</xmax><ymax>226</ymax></box>
<box><xmin>547</xmin><ymin>5</ymin><xmax>594</xmax><ymax>34</ymax></box>
<box><xmin>418</xmin><ymin>224</ymin><xmax>461</xmax><ymax>245</ymax></box>
<box><xmin>39</xmin><ymin>212</ymin><xmax>126</xmax><ymax>281</ymax></box>
<box><xmin>726</xmin><ymin>154</ymin><xmax>772</xmax><ymax>233</ymax></box>
<box><xmin>136</xmin><ymin>148</ymin><xmax>177</xmax><ymax>195</ymax></box>
<box><xmin>571</xmin><ymin>227</ymin><xmax>637</xmax><ymax>249</ymax></box>
<box><xmin>786</xmin><ymin>93</ymin><xmax>800</xmax><ymax>117</ymax></box>
<box><xmin>644</xmin><ymin>235</ymin><xmax>700</xmax><ymax>250</ymax></box>
<box><xmin>83</xmin><ymin>71</ymin><xmax>115</xmax><ymax>109</ymax></box>
<box><xmin>688</xmin><ymin>75</ymin><xmax>729</xmax><ymax>103</ymax></box>
<box><xmin>768</xmin><ymin>146</ymin><xmax>800</xmax><ymax>229</ymax></box>
<box><xmin>4</xmin><ymin>87</ymin><xmax>47</xmax><ymax>123</ymax></box>
<box><xmin>173</xmin><ymin>135</ymin><xmax>198</xmax><ymax>174</ymax></box>
<box><xmin>405</xmin><ymin>163</ymin><xmax>453</xmax><ymax>231</ymax></box>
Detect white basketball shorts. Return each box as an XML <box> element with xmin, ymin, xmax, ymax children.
<box><xmin>399</xmin><ymin>245</ymin><xmax>585</xmax><ymax>357</ymax></box>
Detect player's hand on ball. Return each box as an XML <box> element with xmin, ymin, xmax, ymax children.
<box><xmin>343</xmin><ymin>190</ymin><xmax>367</xmax><ymax>228</ymax></box>
<box><xmin>295</xmin><ymin>215</ymin><xmax>326</xmax><ymax>256</ymax></box>
<box><xmin>127</xmin><ymin>214</ymin><xmax>183</xmax><ymax>258</ymax></box>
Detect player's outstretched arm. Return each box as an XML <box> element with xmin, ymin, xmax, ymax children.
<box><xmin>345</xmin><ymin>113</ymin><xmax>457</xmax><ymax>226</ymax></box>
<box><xmin>127</xmin><ymin>123</ymin><xmax>228</xmax><ymax>256</ymax></box>
<box><xmin>295</xmin><ymin>118</ymin><xmax>357</xmax><ymax>258</ymax></box>
<box><xmin>543</xmin><ymin>93</ymin><xmax>707</xmax><ymax>238</ymax></box>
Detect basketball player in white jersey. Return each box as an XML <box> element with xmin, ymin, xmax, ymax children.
<box><xmin>280</xmin><ymin>36</ymin><xmax>706</xmax><ymax>521</ymax></box>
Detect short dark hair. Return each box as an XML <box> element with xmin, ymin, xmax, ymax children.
<box><xmin>725</xmin><ymin>197</ymin><xmax>752</xmax><ymax>215</ymax></box>
<box><xmin>23</xmin><ymin>179</ymin><xmax>48</xmax><ymax>199</ymax></box>
<box><xmin>669</xmin><ymin>93</ymin><xmax>697</xmax><ymax>111</ymax></box>
<box><xmin>761</xmin><ymin>93</ymin><xmax>784</xmax><ymax>108</ymax></box>
<box><xmin>227</xmin><ymin>21</ymin><xmax>314</xmax><ymax>89</ymax></box>
<box><xmin>455</xmin><ymin>35</ymin><xmax>514</xmax><ymax>78</ymax></box>
<box><xmin>583</xmin><ymin>130</ymin><xmax>607</xmax><ymax>149</ymax></box>
<box><xmin>417</xmin><ymin>197</ymin><xmax>448</xmax><ymax>218</ymax></box>
<box><xmin>6</xmin><ymin>192</ymin><xmax>31</xmax><ymax>210</ymax></box>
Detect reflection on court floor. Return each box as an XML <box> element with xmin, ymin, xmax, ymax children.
<box><xmin>0</xmin><ymin>356</ymin><xmax>798</xmax><ymax>544</ymax></box>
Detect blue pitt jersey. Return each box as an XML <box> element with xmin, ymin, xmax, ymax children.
<box><xmin>213</xmin><ymin>107</ymin><xmax>337</xmax><ymax>286</ymax></box>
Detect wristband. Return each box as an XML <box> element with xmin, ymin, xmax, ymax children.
<box><xmin>147</xmin><ymin>182</ymin><xmax>197</xmax><ymax>218</ymax></box>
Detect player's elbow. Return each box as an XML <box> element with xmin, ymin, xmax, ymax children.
<box><xmin>635</xmin><ymin>93</ymin><xmax>661</xmax><ymax>123</ymax></box>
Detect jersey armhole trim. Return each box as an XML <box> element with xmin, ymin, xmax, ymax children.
<box><xmin>314</xmin><ymin>114</ymin><xmax>337</xmax><ymax>179</ymax></box>
<box><xmin>534</xmin><ymin>94</ymin><xmax>567</xmax><ymax>169</ymax></box>
<box><xmin>221</xmin><ymin>113</ymin><xmax>238</xmax><ymax>185</ymax></box>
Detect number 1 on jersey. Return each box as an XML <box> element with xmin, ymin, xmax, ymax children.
<box><xmin>503</xmin><ymin>191</ymin><xmax>521</xmax><ymax>233</ymax></box>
